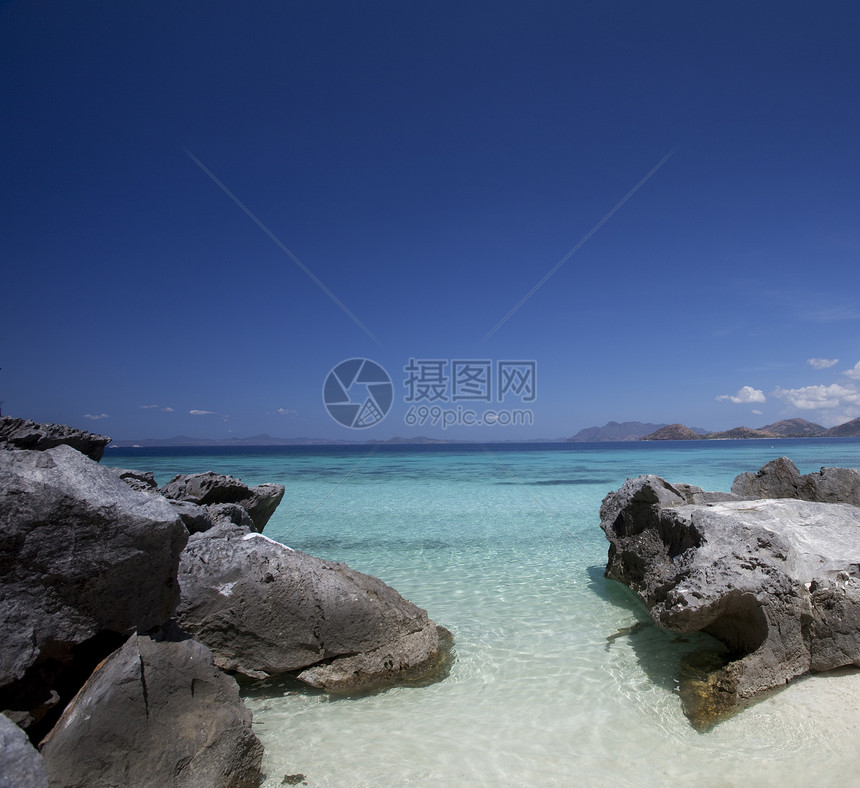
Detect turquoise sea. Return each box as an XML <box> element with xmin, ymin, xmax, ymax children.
<box><xmin>104</xmin><ymin>440</ymin><xmax>860</xmax><ymax>788</ymax></box>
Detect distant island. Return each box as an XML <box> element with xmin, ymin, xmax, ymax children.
<box><xmin>103</xmin><ymin>417</ymin><xmax>860</xmax><ymax>449</ymax></box>
<box><xmin>565</xmin><ymin>421</ymin><xmax>708</xmax><ymax>442</ymax></box>
<box><xmin>639</xmin><ymin>424</ymin><xmax>703</xmax><ymax>441</ymax></box>
<box><xmin>641</xmin><ymin>417</ymin><xmax>860</xmax><ymax>440</ymax></box>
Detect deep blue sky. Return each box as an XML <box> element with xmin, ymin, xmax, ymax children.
<box><xmin>2</xmin><ymin>1</ymin><xmax>859</xmax><ymax>440</ymax></box>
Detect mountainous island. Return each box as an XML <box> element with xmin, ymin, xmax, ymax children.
<box><xmin>565</xmin><ymin>421</ymin><xmax>708</xmax><ymax>442</ymax></box>
<box><xmin>93</xmin><ymin>416</ymin><xmax>860</xmax><ymax>449</ymax></box>
<box><xmin>640</xmin><ymin>417</ymin><xmax>860</xmax><ymax>440</ymax></box>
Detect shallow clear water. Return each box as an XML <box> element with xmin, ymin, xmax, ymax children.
<box><xmin>105</xmin><ymin>440</ymin><xmax>860</xmax><ymax>787</ymax></box>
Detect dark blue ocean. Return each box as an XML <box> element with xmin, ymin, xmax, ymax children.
<box><xmin>104</xmin><ymin>439</ymin><xmax>860</xmax><ymax>787</ymax></box>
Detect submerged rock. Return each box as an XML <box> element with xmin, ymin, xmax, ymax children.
<box><xmin>0</xmin><ymin>446</ymin><xmax>187</xmax><ymax>730</ymax></box>
<box><xmin>600</xmin><ymin>470</ymin><xmax>860</xmax><ymax>729</ymax></box>
<box><xmin>39</xmin><ymin>624</ymin><xmax>263</xmax><ymax>788</ymax></box>
<box><xmin>177</xmin><ymin>523</ymin><xmax>451</xmax><ymax>692</ymax></box>
<box><xmin>160</xmin><ymin>471</ymin><xmax>285</xmax><ymax>532</ymax></box>
<box><xmin>0</xmin><ymin>417</ymin><xmax>110</xmax><ymax>462</ymax></box>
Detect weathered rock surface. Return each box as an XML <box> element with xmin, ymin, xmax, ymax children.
<box><xmin>40</xmin><ymin>624</ymin><xmax>263</xmax><ymax>788</ymax></box>
<box><xmin>160</xmin><ymin>471</ymin><xmax>285</xmax><ymax>532</ymax></box>
<box><xmin>207</xmin><ymin>503</ymin><xmax>256</xmax><ymax>530</ymax></box>
<box><xmin>109</xmin><ymin>467</ymin><xmax>157</xmax><ymax>492</ymax></box>
<box><xmin>731</xmin><ymin>456</ymin><xmax>860</xmax><ymax>505</ymax></box>
<box><xmin>0</xmin><ymin>714</ymin><xmax>48</xmax><ymax>788</ymax></box>
<box><xmin>600</xmin><ymin>472</ymin><xmax>860</xmax><ymax>728</ymax></box>
<box><xmin>159</xmin><ymin>499</ymin><xmax>255</xmax><ymax>535</ymax></box>
<box><xmin>0</xmin><ymin>446</ymin><xmax>187</xmax><ymax>727</ymax></box>
<box><xmin>165</xmin><ymin>499</ymin><xmax>216</xmax><ymax>533</ymax></box>
<box><xmin>0</xmin><ymin>417</ymin><xmax>110</xmax><ymax>462</ymax></box>
<box><xmin>178</xmin><ymin>523</ymin><xmax>450</xmax><ymax>692</ymax></box>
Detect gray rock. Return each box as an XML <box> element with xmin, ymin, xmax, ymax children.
<box><xmin>114</xmin><ymin>466</ymin><xmax>282</xmax><ymax>533</ymax></box>
<box><xmin>167</xmin><ymin>499</ymin><xmax>216</xmax><ymax>534</ymax></box>
<box><xmin>601</xmin><ymin>474</ymin><xmax>860</xmax><ymax>728</ymax></box>
<box><xmin>160</xmin><ymin>471</ymin><xmax>284</xmax><ymax>532</ymax></box>
<box><xmin>0</xmin><ymin>714</ymin><xmax>48</xmax><ymax>788</ymax></box>
<box><xmin>731</xmin><ymin>456</ymin><xmax>860</xmax><ymax>505</ymax></box>
<box><xmin>40</xmin><ymin>624</ymin><xmax>263</xmax><ymax>788</ymax></box>
<box><xmin>177</xmin><ymin>524</ymin><xmax>450</xmax><ymax>692</ymax></box>
<box><xmin>803</xmin><ymin>465</ymin><xmax>860</xmax><ymax>505</ymax></box>
<box><xmin>163</xmin><ymin>501</ymin><xmax>254</xmax><ymax>535</ymax></box>
<box><xmin>207</xmin><ymin>502</ymin><xmax>255</xmax><ymax>530</ymax></box>
<box><xmin>0</xmin><ymin>417</ymin><xmax>110</xmax><ymax>462</ymax></box>
<box><xmin>109</xmin><ymin>467</ymin><xmax>157</xmax><ymax>492</ymax></box>
<box><xmin>669</xmin><ymin>482</ymin><xmax>741</xmax><ymax>506</ymax></box>
<box><xmin>0</xmin><ymin>446</ymin><xmax>187</xmax><ymax>725</ymax></box>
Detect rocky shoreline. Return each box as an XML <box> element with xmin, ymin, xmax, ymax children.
<box><xmin>600</xmin><ymin>457</ymin><xmax>860</xmax><ymax>729</ymax></box>
<box><xmin>0</xmin><ymin>418</ymin><xmax>452</xmax><ymax>787</ymax></box>
<box><xmin>6</xmin><ymin>415</ymin><xmax>860</xmax><ymax>781</ymax></box>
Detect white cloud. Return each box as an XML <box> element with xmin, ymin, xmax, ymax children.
<box><xmin>189</xmin><ymin>409</ymin><xmax>216</xmax><ymax>415</ymax></box>
<box><xmin>844</xmin><ymin>361</ymin><xmax>860</xmax><ymax>381</ymax></box>
<box><xmin>752</xmin><ymin>409</ymin><xmax>763</xmax><ymax>415</ymax></box>
<box><xmin>83</xmin><ymin>413</ymin><xmax>109</xmax><ymax>420</ymax></box>
<box><xmin>139</xmin><ymin>404</ymin><xmax>159</xmax><ymax>409</ymax></box>
<box><xmin>276</xmin><ymin>408</ymin><xmax>297</xmax><ymax>416</ymax></box>
<box><xmin>773</xmin><ymin>382</ymin><xmax>860</xmax><ymax>427</ymax></box>
<box><xmin>807</xmin><ymin>358</ymin><xmax>839</xmax><ymax>370</ymax></box>
<box><xmin>716</xmin><ymin>386</ymin><xmax>766</xmax><ymax>404</ymax></box>
<box><xmin>162</xmin><ymin>406</ymin><xmax>174</xmax><ymax>412</ymax></box>
<box><xmin>773</xmin><ymin>383</ymin><xmax>860</xmax><ymax>415</ymax></box>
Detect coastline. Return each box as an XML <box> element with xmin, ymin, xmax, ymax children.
<box><xmin>6</xmin><ymin>429</ymin><xmax>860</xmax><ymax>786</ymax></box>
<box><xmin>99</xmin><ymin>439</ymin><xmax>860</xmax><ymax>786</ymax></box>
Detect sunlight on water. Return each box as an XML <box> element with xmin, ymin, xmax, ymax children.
<box><xmin>104</xmin><ymin>440</ymin><xmax>860</xmax><ymax>787</ymax></box>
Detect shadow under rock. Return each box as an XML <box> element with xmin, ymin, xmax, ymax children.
<box><xmin>587</xmin><ymin>565</ymin><xmax>741</xmax><ymax>731</ymax></box>
<box><xmin>236</xmin><ymin>627</ymin><xmax>456</xmax><ymax>703</ymax></box>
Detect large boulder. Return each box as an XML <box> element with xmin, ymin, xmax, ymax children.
<box><xmin>731</xmin><ymin>456</ymin><xmax>860</xmax><ymax>505</ymax></box>
<box><xmin>600</xmin><ymin>473</ymin><xmax>860</xmax><ymax>728</ymax></box>
<box><xmin>160</xmin><ymin>472</ymin><xmax>284</xmax><ymax>532</ymax></box>
<box><xmin>0</xmin><ymin>417</ymin><xmax>110</xmax><ymax>462</ymax></box>
<box><xmin>177</xmin><ymin>523</ymin><xmax>451</xmax><ymax>692</ymax></box>
<box><xmin>39</xmin><ymin>624</ymin><xmax>263</xmax><ymax>788</ymax></box>
<box><xmin>0</xmin><ymin>446</ymin><xmax>187</xmax><ymax>729</ymax></box>
<box><xmin>0</xmin><ymin>714</ymin><xmax>48</xmax><ymax>788</ymax></box>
